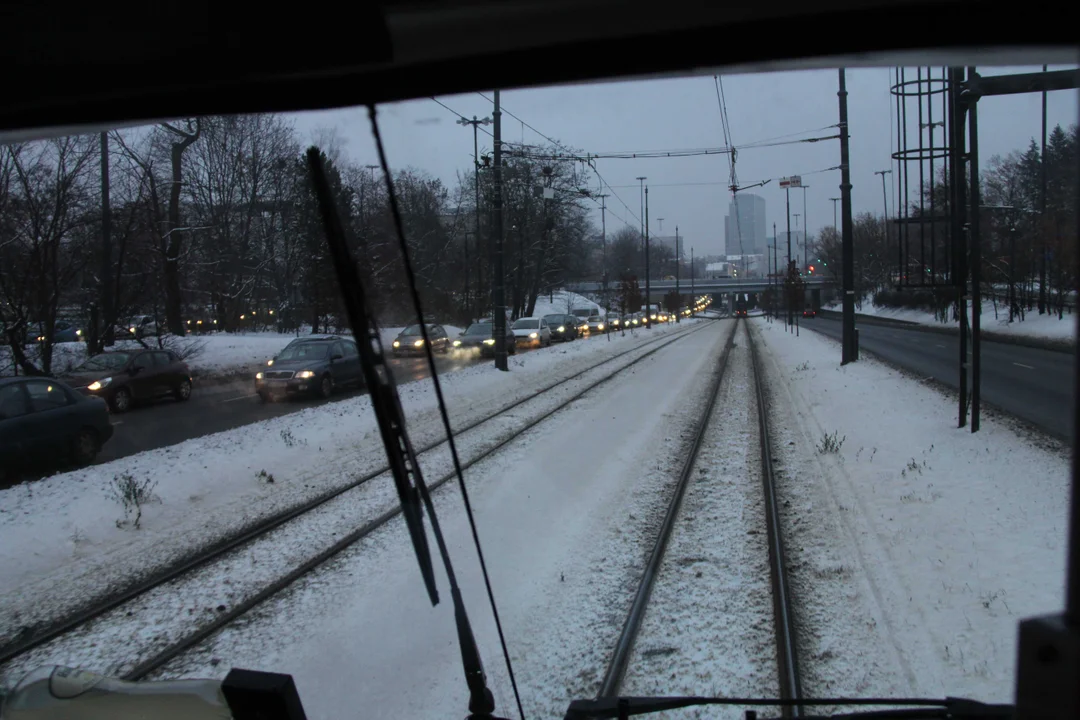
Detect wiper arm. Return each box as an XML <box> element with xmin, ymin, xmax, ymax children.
<box><xmin>564</xmin><ymin>696</ymin><xmax>1012</xmax><ymax>720</ymax></box>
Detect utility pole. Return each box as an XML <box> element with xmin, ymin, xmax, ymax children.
<box><xmin>675</xmin><ymin>225</ymin><xmax>680</xmax><ymax>322</ymax></box>
<box><xmin>99</xmin><ymin>131</ymin><xmax>114</xmax><ymax>349</ymax></box>
<box><xmin>830</xmin><ymin>197</ymin><xmax>840</xmax><ymax>232</ymax></box>
<box><xmin>801</xmin><ymin>185</ymin><xmax>810</xmax><ymax>273</ymax></box>
<box><xmin>457</xmin><ymin>115</ymin><xmax>492</xmax><ymax>322</ymax></box>
<box><xmin>839</xmin><ymin>68</ymin><xmax>857</xmax><ymax>364</ymax></box>
<box><xmin>875</xmin><ymin>169</ymin><xmax>892</xmax><ymax>281</ymax></box>
<box><xmin>492</xmin><ymin>91</ymin><xmax>508</xmax><ymax>371</ymax></box>
<box><xmin>1039</xmin><ymin>63</ymin><xmax>1048</xmax><ymax>315</ymax></box>
<box><xmin>969</xmin><ymin>66</ymin><xmax>982</xmax><ymax>433</ymax></box>
<box><xmin>644</xmin><ymin>185</ymin><xmax>652</xmax><ymax>328</ymax></box>
<box><xmin>690</xmin><ymin>246</ymin><xmax>695</xmax><ymax>316</ymax></box>
<box><xmin>785</xmin><ymin>185</ymin><xmax>792</xmax><ymax>328</ymax></box>
<box><xmin>794</xmin><ymin>213</ymin><xmax>801</xmax><ymax>271</ymax></box>
<box><xmin>637</xmin><ymin>176</ymin><xmax>646</xmax><ymax>240</ymax></box>
<box><xmin>1010</xmin><ymin>222</ymin><xmax>1018</xmax><ymax>323</ymax></box>
<box><xmin>598</xmin><ymin>193</ymin><xmax>609</xmax><ymax>311</ymax></box>
<box><xmin>772</xmin><ymin>221</ymin><xmax>778</xmax><ymax>319</ymax></box>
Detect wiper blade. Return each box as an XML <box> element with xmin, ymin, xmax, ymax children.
<box><xmin>563</xmin><ymin>696</ymin><xmax>1013</xmax><ymax>720</ymax></box>
<box><xmin>306</xmin><ymin>147</ymin><xmax>439</xmax><ymax>606</ymax></box>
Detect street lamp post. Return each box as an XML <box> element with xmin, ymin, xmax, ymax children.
<box><xmin>801</xmin><ymin>184</ymin><xmax>810</xmax><ymax>272</ymax></box>
<box><xmin>637</xmin><ymin>176</ymin><xmax>647</xmax><ymax>321</ymax></box>
<box><xmin>644</xmin><ymin>185</ymin><xmax>652</xmax><ymax>328</ymax></box>
<box><xmin>874</xmin><ymin>169</ymin><xmax>892</xmax><ymax>282</ymax></box>
<box><xmin>675</xmin><ymin>225</ymin><xmax>680</xmax><ymax>322</ymax></box>
<box><xmin>457</xmin><ymin>115</ymin><xmax>492</xmax><ymax>321</ymax></box>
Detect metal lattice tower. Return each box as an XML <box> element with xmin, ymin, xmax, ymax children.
<box><xmin>891</xmin><ymin>67</ymin><xmax>952</xmax><ymax>287</ymax></box>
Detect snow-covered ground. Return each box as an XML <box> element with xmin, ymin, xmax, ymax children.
<box><xmin>752</xmin><ymin>318</ymin><xmax>1070</xmax><ymax>704</ymax></box>
<box><xmin>0</xmin><ymin>320</ymin><xmax>690</xmax><ymax>644</ymax></box>
<box><xmin>824</xmin><ymin>299</ymin><xmax>1076</xmax><ymax>343</ymax></box>
<box><xmin>147</xmin><ymin>321</ymin><xmax>733</xmax><ymax>719</ymax></box>
<box><xmin>0</xmin><ymin>326</ymin><xmax>463</xmax><ymax>381</ymax></box>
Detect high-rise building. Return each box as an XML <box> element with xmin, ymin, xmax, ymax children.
<box><xmin>723</xmin><ymin>193</ymin><xmax>766</xmax><ymax>256</ymax></box>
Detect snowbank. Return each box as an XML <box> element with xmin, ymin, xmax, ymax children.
<box><xmin>531</xmin><ymin>289</ymin><xmax>604</xmax><ymax>318</ymax></box>
<box><xmin>0</xmin><ymin>320</ymin><xmax>692</xmax><ymax>639</ymax></box>
<box><xmin>752</xmin><ymin>318</ymin><xmax>1070</xmax><ymax>704</ymax></box>
<box><xmin>824</xmin><ymin>299</ymin><xmax>1076</xmax><ymax>344</ymax></box>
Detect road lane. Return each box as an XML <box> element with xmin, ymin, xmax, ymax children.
<box><xmin>94</xmin><ymin>332</ymin><xmax>613</xmax><ymax>463</ymax></box>
<box><xmin>806</xmin><ymin>317</ymin><xmax>1074</xmax><ymax>439</ymax></box>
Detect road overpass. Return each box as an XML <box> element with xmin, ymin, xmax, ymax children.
<box><xmin>572</xmin><ymin>276</ymin><xmax>835</xmax><ymax>298</ymax></box>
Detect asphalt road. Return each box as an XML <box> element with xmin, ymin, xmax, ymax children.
<box><xmin>807</xmin><ymin>317</ymin><xmax>1075</xmax><ymax>439</ymax></box>
<box><xmin>96</xmin><ymin>349</ymin><xmax>488</xmax><ymax>463</ymax></box>
<box><xmin>94</xmin><ymin>334</ymin><xmax>618</xmax><ymax>464</ymax></box>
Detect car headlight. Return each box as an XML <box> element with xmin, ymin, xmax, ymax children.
<box><xmin>296</xmin><ymin>370</ymin><xmax>316</xmax><ymax>379</ymax></box>
<box><xmin>255</xmin><ymin>372</ymin><xmax>264</xmax><ymax>380</ymax></box>
<box><xmin>413</xmin><ymin>339</ymin><xmax>424</xmax><ymax>347</ymax></box>
<box><xmin>129</xmin><ymin>327</ymin><xmax>136</xmax><ymax>334</ymax></box>
<box><xmin>267</xmin><ymin>359</ymin><xmax>274</xmax><ymax>366</ymax></box>
<box><xmin>393</xmin><ymin>340</ymin><xmax>400</xmax><ymax>347</ymax></box>
<box><xmin>598</xmin><ymin>324</ymin><xmax>604</xmax><ymax>330</ymax></box>
<box><xmin>557</xmin><ymin>326</ymin><xmax>565</xmax><ymax>332</ymax></box>
<box><xmin>76</xmin><ymin>329</ymin><xmax>82</xmax><ymax>336</ymax></box>
<box><xmin>483</xmin><ymin>338</ymin><xmax>495</xmax><ymax>345</ymax></box>
<box><xmin>87</xmin><ymin>377</ymin><xmax>112</xmax><ymax>391</ymax></box>
<box><xmin>453</xmin><ymin>340</ymin><xmax>462</xmax><ymax>347</ymax></box>
<box><xmin>529</xmin><ymin>332</ymin><xmax>538</xmax><ymax>339</ymax></box>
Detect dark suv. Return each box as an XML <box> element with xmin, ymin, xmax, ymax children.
<box><xmin>256</xmin><ymin>337</ymin><xmax>363</xmax><ymax>402</ymax></box>
<box><xmin>542</xmin><ymin>314</ymin><xmax>578</xmax><ymax>342</ymax></box>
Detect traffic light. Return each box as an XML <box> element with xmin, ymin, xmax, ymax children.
<box><xmin>809</xmin><ymin>265</ymin><xmax>815</xmax><ymax>274</ymax></box>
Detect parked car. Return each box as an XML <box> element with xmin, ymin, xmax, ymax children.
<box><xmin>0</xmin><ymin>377</ymin><xmax>114</xmax><ymax>480</ymax></box>
<box><xmin>511</xmin><ymin>317</ymin><xmax>552</xmax><ymax>347</ymax></box>
<box><xmin>256</xmin><ymin>336</ymin><xmax>364</xmax><ymax>402</ymax></box>
<box><xmin>803</xmin><ymin>306</ymin><xmax>817</xmax><ymax>318</ymax></box>
<box><xmin>391</xmin><ymin>324</ymin><xmax>451</xmax><ymax>357</ymax></box>
<box><xmin>543</xmin><ymin>314</ymin><xmax>578</xmax><ymax>342</ymax></box>
<box><xmin>452</xmin><ymin>322</ymin><xmax>518</xmax><ymax>356</ymax></box>
<box><xmin>62</xmin><ymin>349</ymin><xmax>193</xmax><ymax>413</ymax></box>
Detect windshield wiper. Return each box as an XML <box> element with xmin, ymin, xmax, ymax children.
<box><xmin>306</xmin><ymin>148</ymin><xmax>438</xmax><ymax>604</ymax></box>
<box><xmin>309</xmin><ymin>146</ymin><xmax>513</xmax><ymax>719</ymax></box>
<box><xmin>563</xmin><ymin>696</ymin><xmax>1013</xmax><ymax>720</ymax></box>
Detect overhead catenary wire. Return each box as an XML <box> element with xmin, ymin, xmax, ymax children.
<box><xmin>503</xmin><ymin>134</ymin><xmax>838</xmax><ymax>162</ymax></box>
<box><xmin>715</xmin><ymin>75</ymin><xmax>747</xmax><ymax>262</ymax></box>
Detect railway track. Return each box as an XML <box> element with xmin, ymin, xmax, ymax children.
<box><xmin>0</xmin><ymin>319</ymin><xmax>714</xmax><ymax>683</ymax></box>
<box><xmin>592</xmin><ymin>317</ymin><xmax>802</xmax><ymax>717</ymax></box>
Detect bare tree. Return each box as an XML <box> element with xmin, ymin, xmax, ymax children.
<box><xmin>0</xmin><ymin>137</ymin><xmax>96</xmax><ymax>374</ymax></box>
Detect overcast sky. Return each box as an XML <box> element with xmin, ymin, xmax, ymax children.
<box><xmin>291</xmin><ymin>65</ymin><xmax>1078</xmax><ymax>258</ymax></box>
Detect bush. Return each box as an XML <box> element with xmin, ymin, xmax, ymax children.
<box><xmin>872</xmin><ymin>288</ymin><xmax>955</xmax><ymax>322</ymax></box>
